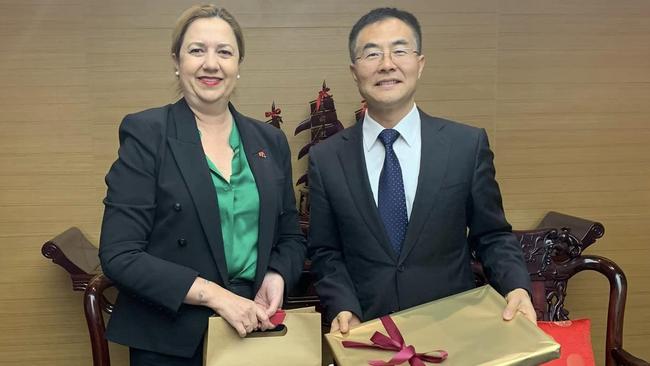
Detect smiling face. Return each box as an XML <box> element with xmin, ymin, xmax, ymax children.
<box><xmin>173</xmin><ymin>17</ymin><xmax>240</xmax><ymax>109</ymax></box>
<box><xmin>350</xmin><ymin>17</ymin><xmax>425</xmax><ymax>116</ymax></box>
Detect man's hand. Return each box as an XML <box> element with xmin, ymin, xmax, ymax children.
<box><xmin>503</xmin><ymin>288</ymin><xmax>537</xmax><ymax>324</ymax></box>
<box><xmin>254</xmin><ymin>271</ymin><xmax>285</xmax><ymax>319</ymax></box>
<box><xmin>330</xmin><ymin>311</ymin><xmax>361</xmax><ymax>334</ymax></box>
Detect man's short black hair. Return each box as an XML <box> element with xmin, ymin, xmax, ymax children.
<box><xmin>348</xmin><ymin>7</ymin><xmax>422</xmax><ymax>63</ymax></box>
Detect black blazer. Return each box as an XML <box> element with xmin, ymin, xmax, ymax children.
<box><xmin>308</xmin><ymin>110</ymin><xmax>531</xmax><ymax>323</ymax></box>
<box><xmin>99</xmin><ymin>98</ymin><xmax>306</xmax><ymax>357</ymax></box>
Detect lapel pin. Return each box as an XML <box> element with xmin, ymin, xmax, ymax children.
<box><xmin>257</xmin><ymin>150</ymin><xmax>267</xmax><ymax>159</ymax></box>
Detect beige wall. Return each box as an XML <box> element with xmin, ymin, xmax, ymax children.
<box><xmin>1</xmin><ymin>0</ymin><xmax>648</xmax><ymax>365</ymax></box>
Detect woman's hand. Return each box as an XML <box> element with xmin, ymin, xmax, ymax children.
<box><xmin>211</xmin><ymin>285</ymin><xmax>275</xmax><ymax>337</ymax></box>
<box><xmin>185</xmin><ymin>277</ymin><xmax>274</xmax><ymax>337</ymax></box>
<box><xmin>254</xmin><ymin>271</ymin><xmax>285</xmax><ymax>317</ymax></box>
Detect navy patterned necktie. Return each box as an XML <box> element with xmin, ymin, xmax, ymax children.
<box><xmin>377</xmin><ymin>129</ymin><xmax>408</xmax><ymax>254</ymax></box>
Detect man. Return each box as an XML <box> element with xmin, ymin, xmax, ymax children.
<box><xmin>308</xmin><ymin>7</ymin><xmax>536</xmax><ymax>333</ymax></box>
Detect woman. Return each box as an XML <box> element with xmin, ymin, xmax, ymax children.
<box><xmin>98</xmin><ymin>5</ymin><xmax>306</xmax><ymax>365</ymax></box>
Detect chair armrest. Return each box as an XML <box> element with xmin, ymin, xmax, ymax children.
<box><xmin>84</xmin><ymin>274</ymin><xmax>114</xmax><ymax>366</ymax></box>
<box><xmin>41</xmin><ymin>227</ymin><xmax>101</xmax><ymax>291</ymax></box>
<box><xmin>557</xmin><ymin>255</ymin><xmax>632</xmax><ymax>366</ymax></box>
<box><xmin>612</xmin><ymin>348</ymin><xmax>650</xmax><ymax>366</ymax></box>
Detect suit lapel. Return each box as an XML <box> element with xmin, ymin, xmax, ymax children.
<box><xmin>231</xmin><ymin>107</ymin><xmax>276</xmax><ymax>291</ymax></box>
<box><xmin>167</xmin><ymin>99</ymin><xmax>229</xmax><ymax>285</ymax></box>
<box><xmin>399</xmin><ymin>112</ymin><xmax>450</xmax><ymax>263</ymax></box>
<box><xmin>338</xmin><ymin>122</ymin><xmax>398</xmax><ymax>261</ymax></box>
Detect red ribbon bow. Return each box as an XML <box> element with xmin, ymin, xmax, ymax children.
<box><xmin>265</xmin><ymin>107</ymin><xmax>281</xmax><ymax>119</ymax></box>
<box><xmin>315</xmin><ymin>87</ymin><xmax>331</xmax><ymax>111</ymax></box>
<box><xmin>342</xmin><ymin>316</ymin><xmax>448</xmax><ymax>366</ymax></box>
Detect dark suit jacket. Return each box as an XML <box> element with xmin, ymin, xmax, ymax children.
<box><xmin>308</xmin><ymin>110</ymin><xmax>531</xmax><ymax>323</ymax></box>
<box><xmin>99</xmin><ymin>98</ymin><xmax>306</xmax><ymax>357</ymax></box>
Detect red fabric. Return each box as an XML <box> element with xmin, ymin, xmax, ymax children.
<box><xmin>269</xmin><ymin>309</ymin><xmax>285</xmax><ymax>326</ymax></box>
<box><xmin>538</xmin><ymin>319</ymin><xmax>595</xmax><ymax>366</ymax></box>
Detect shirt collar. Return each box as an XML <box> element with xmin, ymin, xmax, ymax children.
<box><xmin>229</xmin><ymin>117</ymin><xmax>241</xmax><ymax>151</ymax></box>
<box><xmin>362</xmin><ymin>103</ymin><xmax>420</xmax><ymax>152</ymax></box>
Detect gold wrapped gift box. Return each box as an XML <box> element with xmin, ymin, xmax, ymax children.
<box><xmin>203</xmin><ymin>307</ymin><xmax>321</xmax><ymax>366</ymax></box>
<box><xmin>325</xmin><ymin>285</ymin><xmax>560</xmax><ymax>366</ymax></box>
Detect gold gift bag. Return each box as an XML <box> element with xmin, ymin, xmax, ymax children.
<box><xmin>203</xmin><ymin>307</ymin><xmax>321</xmax><ymax>366</ymax></box>
<box><xmin>325</xmin><ymin>285</ymin><xmax>560</xmax><ymax>366</ymax></box>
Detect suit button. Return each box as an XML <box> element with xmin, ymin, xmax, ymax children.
<box><xmin>178</xmin><ymin>238</ymin><xmax>187</xmax><ymax>246</ymax></box>
<box><xmin>397</xmin><ymin>265</ymin><xmax>405</xmax><ymax>272</ymax></box>
<box><xmin>173</xmin><ymin>203</ymin><xmax>182</xmax><ymax>211</ymax></box>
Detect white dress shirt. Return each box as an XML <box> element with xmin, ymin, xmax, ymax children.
<box><xmin>362</xmin><ymin>104</ymin><xmax>421</xmax><ymax>218</ymax></box>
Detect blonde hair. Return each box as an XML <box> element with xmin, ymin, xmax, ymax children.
<box><xmin>171</xmin><ymin>4</ymin><xmax>245</xmax><ymax>63</ymax></box>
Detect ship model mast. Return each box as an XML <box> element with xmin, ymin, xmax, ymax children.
<box><xmin>264</xmin><ymin>101</ymin><xmax>283</xmax><ymax>129</ymax></box>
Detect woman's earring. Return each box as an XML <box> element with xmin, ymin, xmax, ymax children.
<box><xmin>175</xmin><ymin>70</ymin><xmax>179</xmax><ymax>76</ymax></box>
<box><xmin>237</xmin><ymin>74</ymin><xmax>240</xmax><ymax>79</ymax></box>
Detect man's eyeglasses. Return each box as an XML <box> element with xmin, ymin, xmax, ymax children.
<box><xmin>355</xmin><ymin>47</ymin><xmax>420</xmax><ymax>64</ymax></box>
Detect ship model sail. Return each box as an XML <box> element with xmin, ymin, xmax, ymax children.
<box><xmin>294</xmin><ymin>81</ymin><xmax>344</xmax><ymax>220</ymax></box>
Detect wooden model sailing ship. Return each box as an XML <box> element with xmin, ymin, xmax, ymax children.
<box><xmin>294</xmin><ymin>81</ymin><xmax>344</xmax><ymax>221</ymax></box>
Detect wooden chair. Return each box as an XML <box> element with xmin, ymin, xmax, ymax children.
<box><xmin>472</xmin><ymin>212</ymin><xmax>648</xmax><ymax>366</ymax></box>
<box><xmin>42</xmin><ymin>212</ymin><xmax>649</xmax><ymax>366</ymax></box>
